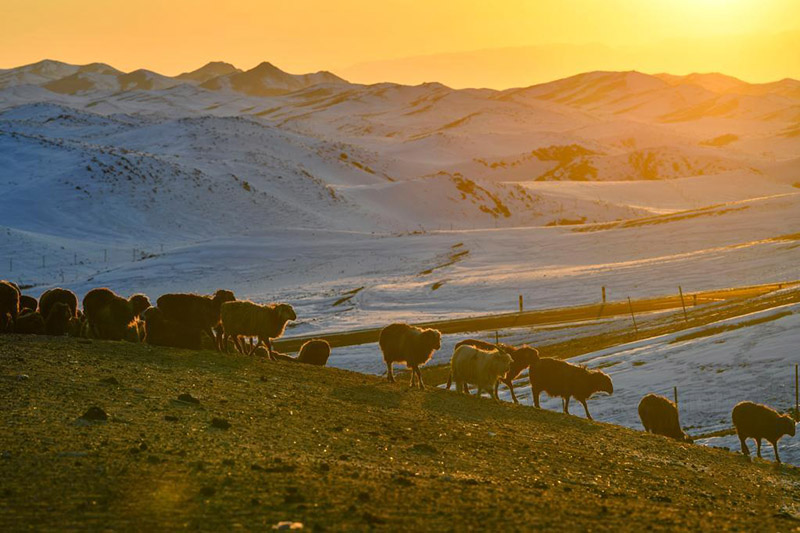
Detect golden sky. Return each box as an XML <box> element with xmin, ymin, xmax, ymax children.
<box><xmin>2</xmin><ymin>0</ymin><xmax>799</xmax><ymax>87</ymax></box>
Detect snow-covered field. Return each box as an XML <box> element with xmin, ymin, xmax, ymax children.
<box><xmin>1</xmin><ymin>59</ymin><xmax>798</xmax><ymax>462</ymax></box>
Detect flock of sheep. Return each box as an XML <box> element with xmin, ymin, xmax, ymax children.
<box><xmin>0</xmin><ymin>280</ymin><xmax>796</xmax><ymax>463</ymax></box>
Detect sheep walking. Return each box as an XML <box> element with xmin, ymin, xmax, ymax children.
<box><xmin>220</xmin><ymin>301</ymin><xmax>296</xmax><ymax>358</ymax></box>
<box><xmin>451</xmin><ymin>339</ymin><xmax>539</xmax><ymax>403</ymax></box>
<box><xmin>638</xmin><ymin>394</ymin><xmax>692</xmax><ymax>442</ymax></box>
<box><xmin>732</xmin><ymin>401</ymin><xmax>796</xmax><ymax>463</ymax></box>
<box><xmin>0</xmin><ymin>280</ymin><xmax>20</xmax><ymax>333</ymax></box>
<box><xmin>156</xmin><ymin>290</ymin><xmax>235</xmax><ymax>351</ymax></box>
<box><xmin>448</xmin><ymin>344</ymin><xmax>512</xmax><ymax>400</ymax></box>
<box><xmin>378</xmin><ymin>323</ymin><xmax>441</xmax><ymax>389</ymax></box>
<box><xmin>530</xmin><ymin>357</ymin><xmax>613</xmax><ymax>420</ymax></box>
<box><xmin>38</xmin><ymin>288</ymin><xmax>78</xmax><ymax>320</ymax></box>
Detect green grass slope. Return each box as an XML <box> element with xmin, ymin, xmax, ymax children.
<box><xmin>1</xmin><ymin>336</ymin><xmax>798</xmax><ymax>531</ymax></box>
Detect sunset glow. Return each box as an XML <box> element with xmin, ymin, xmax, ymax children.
<box><xmin>2</xmin><ymin>0</ymin><xmax>799</xmax><ymax>87</ymax></box>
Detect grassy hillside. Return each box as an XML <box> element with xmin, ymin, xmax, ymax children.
<box><xmin>1</xmin><ymin>336</ymin><xmax>799</xmax><ymax>531</ymax></box>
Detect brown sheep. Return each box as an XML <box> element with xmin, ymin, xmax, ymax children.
<box><xmin>220</xmin><ymin>301</ymin><xmax>296</xmax><ymax>357</ymax></box>
<box><xmin>732</xmin><ymin>401</ymin><xmax>796</xmax><ymax>463</ymax></box>
<box><xmin>297</xmin><ymin>339</ymin><xmax>331</xmax><ymax>366</ymax></box>
<box><xmin>0</xmin><ymin>280</ymin><xmax>20</xmax><ymax>333</ymax></box>
<box><xmin>143</xmin><ymin>307</ymin><xmax>203</xmax><ymax>350</ymax></box>
<box><xmin>19</xmin><ymin>295</ymin><xmax>38</xmax><ymax>313</ymax></box>
<box><xmin>378</xmin><ymin>323</ymin><xmax>441</xmax><ymax>389</ymax></box>
<box><xmin>39</xmin><ymin>288</ymin><xmax>78</xmax><ymax>320</ymax></box>
<box><xmin>129</xmin><ymin>294</ymin><xmax>152</xmax><ymax>318</ymax></box>
<box><xmin>14</xmin><ymin>310</ymin><xmax>45</xmax><ymax>335</ymax></box>
<box><xmin>638</xmin><ymin>394</ymin><xmax>692</xmax><ymax>442</ymax></box>
<box><xmin>83</xmin><ymin>288</ymin><xmax>136</xmax><ymax>340</ymax></box>
<box><xmin>530</xmin><ymin>357</ymin><xmax>613</xmax><ymax>420</ymax></box>
<box><xmin>45</xmin><ymin>302</ymin><xmax>73</xmax><ymax>336</ymax></box>
<box><xmin>156</xmin><ymin>290</ymin><xmax>235</xmax><ymax>351</ymax></box>
<box><xmin>452</xmin><ymin>339</ymin><xmax>539</xmax><ymax>403</ymax></box>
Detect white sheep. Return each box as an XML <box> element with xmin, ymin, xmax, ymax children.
<box><xmin>448</xmin><ymin>344</ymin><xmax>512</xmax><ymax>400</ymax></box>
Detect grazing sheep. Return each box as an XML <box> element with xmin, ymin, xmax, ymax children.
<box><xmin>39</xmin><ymin>288</ymin><xmax>78</xmax><ymax>320</ymax></box>
<box><xmin>156</xmin><ymin>290</ymin><xmax>235</xmax><ymax>351</ymax></box>
<box><xmin>128</xmin><ymin>294</ymin><xmax>152</xmax><ymax>318</ymax></box>
<box><xmin>143</xmin><ymin>307</ymin><xmax>202</xmax><ymax>350</ymax></box>
<box><xmin>448</xmin><ymin>344</ymin><xmax>512</xmax><ymax>400</ymax></box>
<box><xmin>83</xmin><ymin>288</ymin><xmax>136</xmax><ymax>341</ymax></box>
<box><xmin>19</xmin><ymin>295</ymin><xmax>38</xmax><ymax>313</ymax></box>
<box><xmin>530</xmin><ymin>357</ymin><xmax>613</xmax><ymax>420</ymax></box>
<box><xmin>378</xmin><ymin>323</ymin><xmax>441</xmax><ymax>389</ymax></box>
<box><xmin>452</xmin><ymin>339</ymin><xmax>539</xmax><ymax>403</ymax></box>
<box><xmin>14</xmin><ymin>310</ymin><xmax>45</xmax><ymax>335</ymax></box>
<box><xmin>0</xmin><ymin>280</ymin><xmax>20</xmax><ymax>333</ymax></box>
<box><xmin>45</xmin><ymin>302</ymin><xmax>73</xmax><ymax>336</ymax></box>
<box><xmin>220</xmin><ymin>301</ymin><xmax>296</xmax><ymax>357</ymax></box>
<box><xmin>732</xmin><ymin>401</ymin><xmax>796</xmax><ymax>463</ymax></box>
<box><xmin>638</xmin><ymin>394</ymin><xmax>692</xmax><ymax>442</ymax></box>
<box><xmin>297</xmin><ymin>339</ymin><xmax>331</xmax><ymax>366</ymax></box>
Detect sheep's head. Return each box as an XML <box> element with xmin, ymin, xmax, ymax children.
<box><xmin>779</xmin><ymin>414</ymin><xmax>797</xmax><ymax>437</ymax></box>
<box><xmin>213</xmin><ymin>290</ymin><xmax>236</xmax><ymax>306</ymax></box>
<box><xmin>421</xmin><ymin>329</ymin><xmax>441</xmax><ymax>351</ymax></box>
<box><xmin>591</xmin><ymin>371</ymin><xmax>614</xmax><ymax>395</ymax></box>
<box><xmin>514</xmin><ymin>346</ymin><xmax>540</xmax><ymax>365</ymax></box>
<box><xmin>276</xmin><ymin>303</ymin><xmax>297</xmax><ymax>322</ymax></box>
<box><xmin>491</xmin><ymin>349</ymin><xmax>513</xmax><ymax>376</ymax></box>
<box><xmin>128</xmin><ymin>294</ymin><xmax>152</xmax><ymax>317</ymax></box>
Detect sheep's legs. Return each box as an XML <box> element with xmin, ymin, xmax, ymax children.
<box><xmin>409</xmin><ymin>367</ymin><xmax>417</xmax><ymax>388</ymax></box>
<box><xmin>563</xmin><ymin>397</ymin><xmax>571</xmax><ymax>415</ymax></box>
<box><xmin>504</xmin><ymin>380</ymin><xmax>519</xmax><ymax>404</ymax></box>
<box><xmin>233</xmin><ymin>336</ymin><xmax>246</xmax><ymax>354</ymax></box>
<box><xmin>739</xmin><ymin>437</ymin><xmax>750</xmax><ymax>457</ymax></box>
<box><xmin>756</xmin><ymin>439</ymin><xmax>762</xmax><ymax>459</ymax></box>
<box><xmin>413</xmin><ymin>366</ymin><xmax>425</xmax><ymax>389</ymax></box>
<box><xmin>532</xmin><ymin>390</ymin><xmax>541</xmax><ymax>408</ymax></box>
<box><xmin>580</xmin><ymin>399</ymin><xmax>593</xmax><ymax>420</ymax></box>
<box><xmin>386</xmin><ymin>362</ymin><xmax>395</xmax><ymax>383</ymax></box>
<box><xmin>771</xmin><ymin>440</ymin><xmax>781</xmax><ymax>463</ymax></box>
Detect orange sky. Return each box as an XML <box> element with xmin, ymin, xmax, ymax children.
<box><xmin>2</xmin><ymin>0</ymin><xmax>799</xmax><ymax>88</ymax></box>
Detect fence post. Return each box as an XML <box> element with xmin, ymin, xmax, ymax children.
<box><xmin>104</xmin><ymin>249</ymin><xmax>108</xmax><ymax>263</ymax></box>
<box><xmin>518</xmin><ymin>294</ymin><xmax>523</xmax><ymax>313</ymax></box>
<box><xmin>74</xmin><ymin>253</ymin><xmax>77</xmax><ymax>266</ymax></box>
<box><xmin>673</xmin><ymin>386</ymin><xmax>678</xmax><ymax>408</ymax></box>
<box><xmin>679</xmin><ymin>286</ymin><xmax>688</xmax><ymax>322</ymax></box>
<box><xmin>602</xmin><ymin>286</ymin><xmax>606</xmax><ymax>303</ymax></box>
<box><xmin>627</xmin><ymin>297</ymin><xmax>638</xmax><ymax>336</ymax></box>
<box><xmin>795</xmin><ymin>364</ymin><xmax>798</xmax><ymax>421</ymax></box>
<box><xmin>132</xmin><ymin>248</ymin><xmax>136</xmax><ymax>261</ymax></box>
<box><xmin>495</xmin><ymin>331</ymin><xmax>499</xmax><ymax>345</ymax></box>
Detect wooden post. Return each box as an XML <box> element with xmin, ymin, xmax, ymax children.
<box><xmin>74</xmin><ymin>253</ymin><xmax>77</xmax><ymax>266</ymax></box>
<box><xmin>518</xmin><ymin>294</ymin><xmax>523</xmax><ymax>313</ymax></box>
<box><xmin>627</xmin><ymin>297</ymin><xmax>638</xmax><ymax>335</ymax></box>
<box><xmin>673</xmin><ymin>386</ymin><xmax>678</xmax><ymax>408</ymax></box>
<box><xmin>495</xmin><ymin>331</ymin><xmax>499</xmax><ymax>345</ymax></box>
<box><xmin>693</xmin><ymin>294</ymin><xmax>697</xmax><ymax>306</ymax></box>
<box><xmin>104</xmin><ymin>249</ymin><xmax>107</xmax><ymax>263</ymax></box>
<box><xmin>132</xmin><ymin>248</ymin><xmax>136</xmax><ymax>261</ymax></box>
<box><xmin>795</xmin><ymin>364</ymin><xmax>798</xmax><ymax>421</ymax></box>
<box><xmin>602</xmin><ymin>286</ymin><xmax>606</xmax><ymax>303</ymax></box>
<box><xmin>679</xmin><ymin>286</ymin><xmax>688</xmax><ymax>322</ymax></box>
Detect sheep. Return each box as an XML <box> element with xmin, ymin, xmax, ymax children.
<box><xmin>128</xmin><ymin>294</ymin><xmax>152</xmax><ymax>318</ymax></box>
<box><xmin>0</xmin><ymin>280</ymin><xmax>20</xmax><ymax>333</ymax></box>
<box><xmin>451</xmin><ymin>339</ymin><xmax>539</xmax><ymax>403</ymax></box>
<box><xmin>45</xmin><ymin>302</ymin><xmax>73</xmax><ymax>336</ymax></box>
<box><xmin>448</xmin><ymin>344</ymin><xmax>512</xmax><ymax>400</ymax></box>
<box><xmin>83</xmin><ymin>288</ymin><xmax>136</xmax><ymax>341</ymax></box>
<box><xmin>38</xmin><ymin>288</ymin><xmax>78</xmax><ymax>320</ymax></box>
<box><xmin>19</xmin><ymin>295</ymin><xmax>38</xmax><ymax>313</ymax></box>
<box><xmin>529</xmin><ymin>357</ymin><xmax>613</xmax><ymax>420</ymax></box>
<box><xmin>143</xmin><ymin>307</ymin><xmax>202</xmax><ymax>350</ymax></box>
<box><xmin>732</xmin><ymin>401</ymin><xmax>796</xmax><ymax>463</ymax></box>
<box><xmin>14</xmin><ymin>310</ymin><xmax>45</xmax><ymax>335</ymax></box>
<box><xmin>219</xmin><ymin>301</ymin><xmax>296</xmax><ymax>358</ymax></box>
<box><xmin>378</xmin><ymin>323</ymin><xmax>441</xmax><ymax>389</ymax></box>
<box><xmin>638</xmin><ymin>394</ymin><xmax>692</xmax><ymax>442</ymax></box>
<box><xmin>156</xmin><ymin>290</ymin><xmax>235</xmax><ymax>351</ymax></box>
<box><xmin>297</xmin><ymin>339</ymin><xmax>331</xmax><ymax>366</ymax></box>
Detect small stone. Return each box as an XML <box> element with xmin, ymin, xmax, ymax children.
<box><xmin>79</xmin><ymin>407</ymin><xmax>108</xmax><ymax>422</ymax></box>
<box><xmin>272</xmin><ymin>521</ymin><xmax>303</xmax><ymax>530</ymax></box>
<box><xmin>211</xmin><ymin>418</ymin><xmax>231</xmax><ymax>430</ymax></box>
<box><xmin>100</xmin><ymin>377</ymin><xmax>120</xmax><ymax>386</ymax></box>
<box><xmin>163</xmin><ymin>415</ymin><xmax>178</xmax><ymax>422</ymax></box>
<box><xmin>357</xmin><ymin>492</ymin><xmax>370</xmax><ymax>502</ymax></box>
<box><xmin>409</xmin><ymin>443</ymin><xmax>437</xmax><ymax>454</ymax></box>
<box><xmin>199</xmin><ymin>486</ymin><xmax>216</xmax><ymax>497</ymax></box>
<box><xmin>16</xmin><ymin>374</ymin><xmax>29</xmax><ymax>381</ymax></box>
<box><xmin>177</xmin><ymin>393</ymin><xmax>200</xmax><ymax>405</ymax></box>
